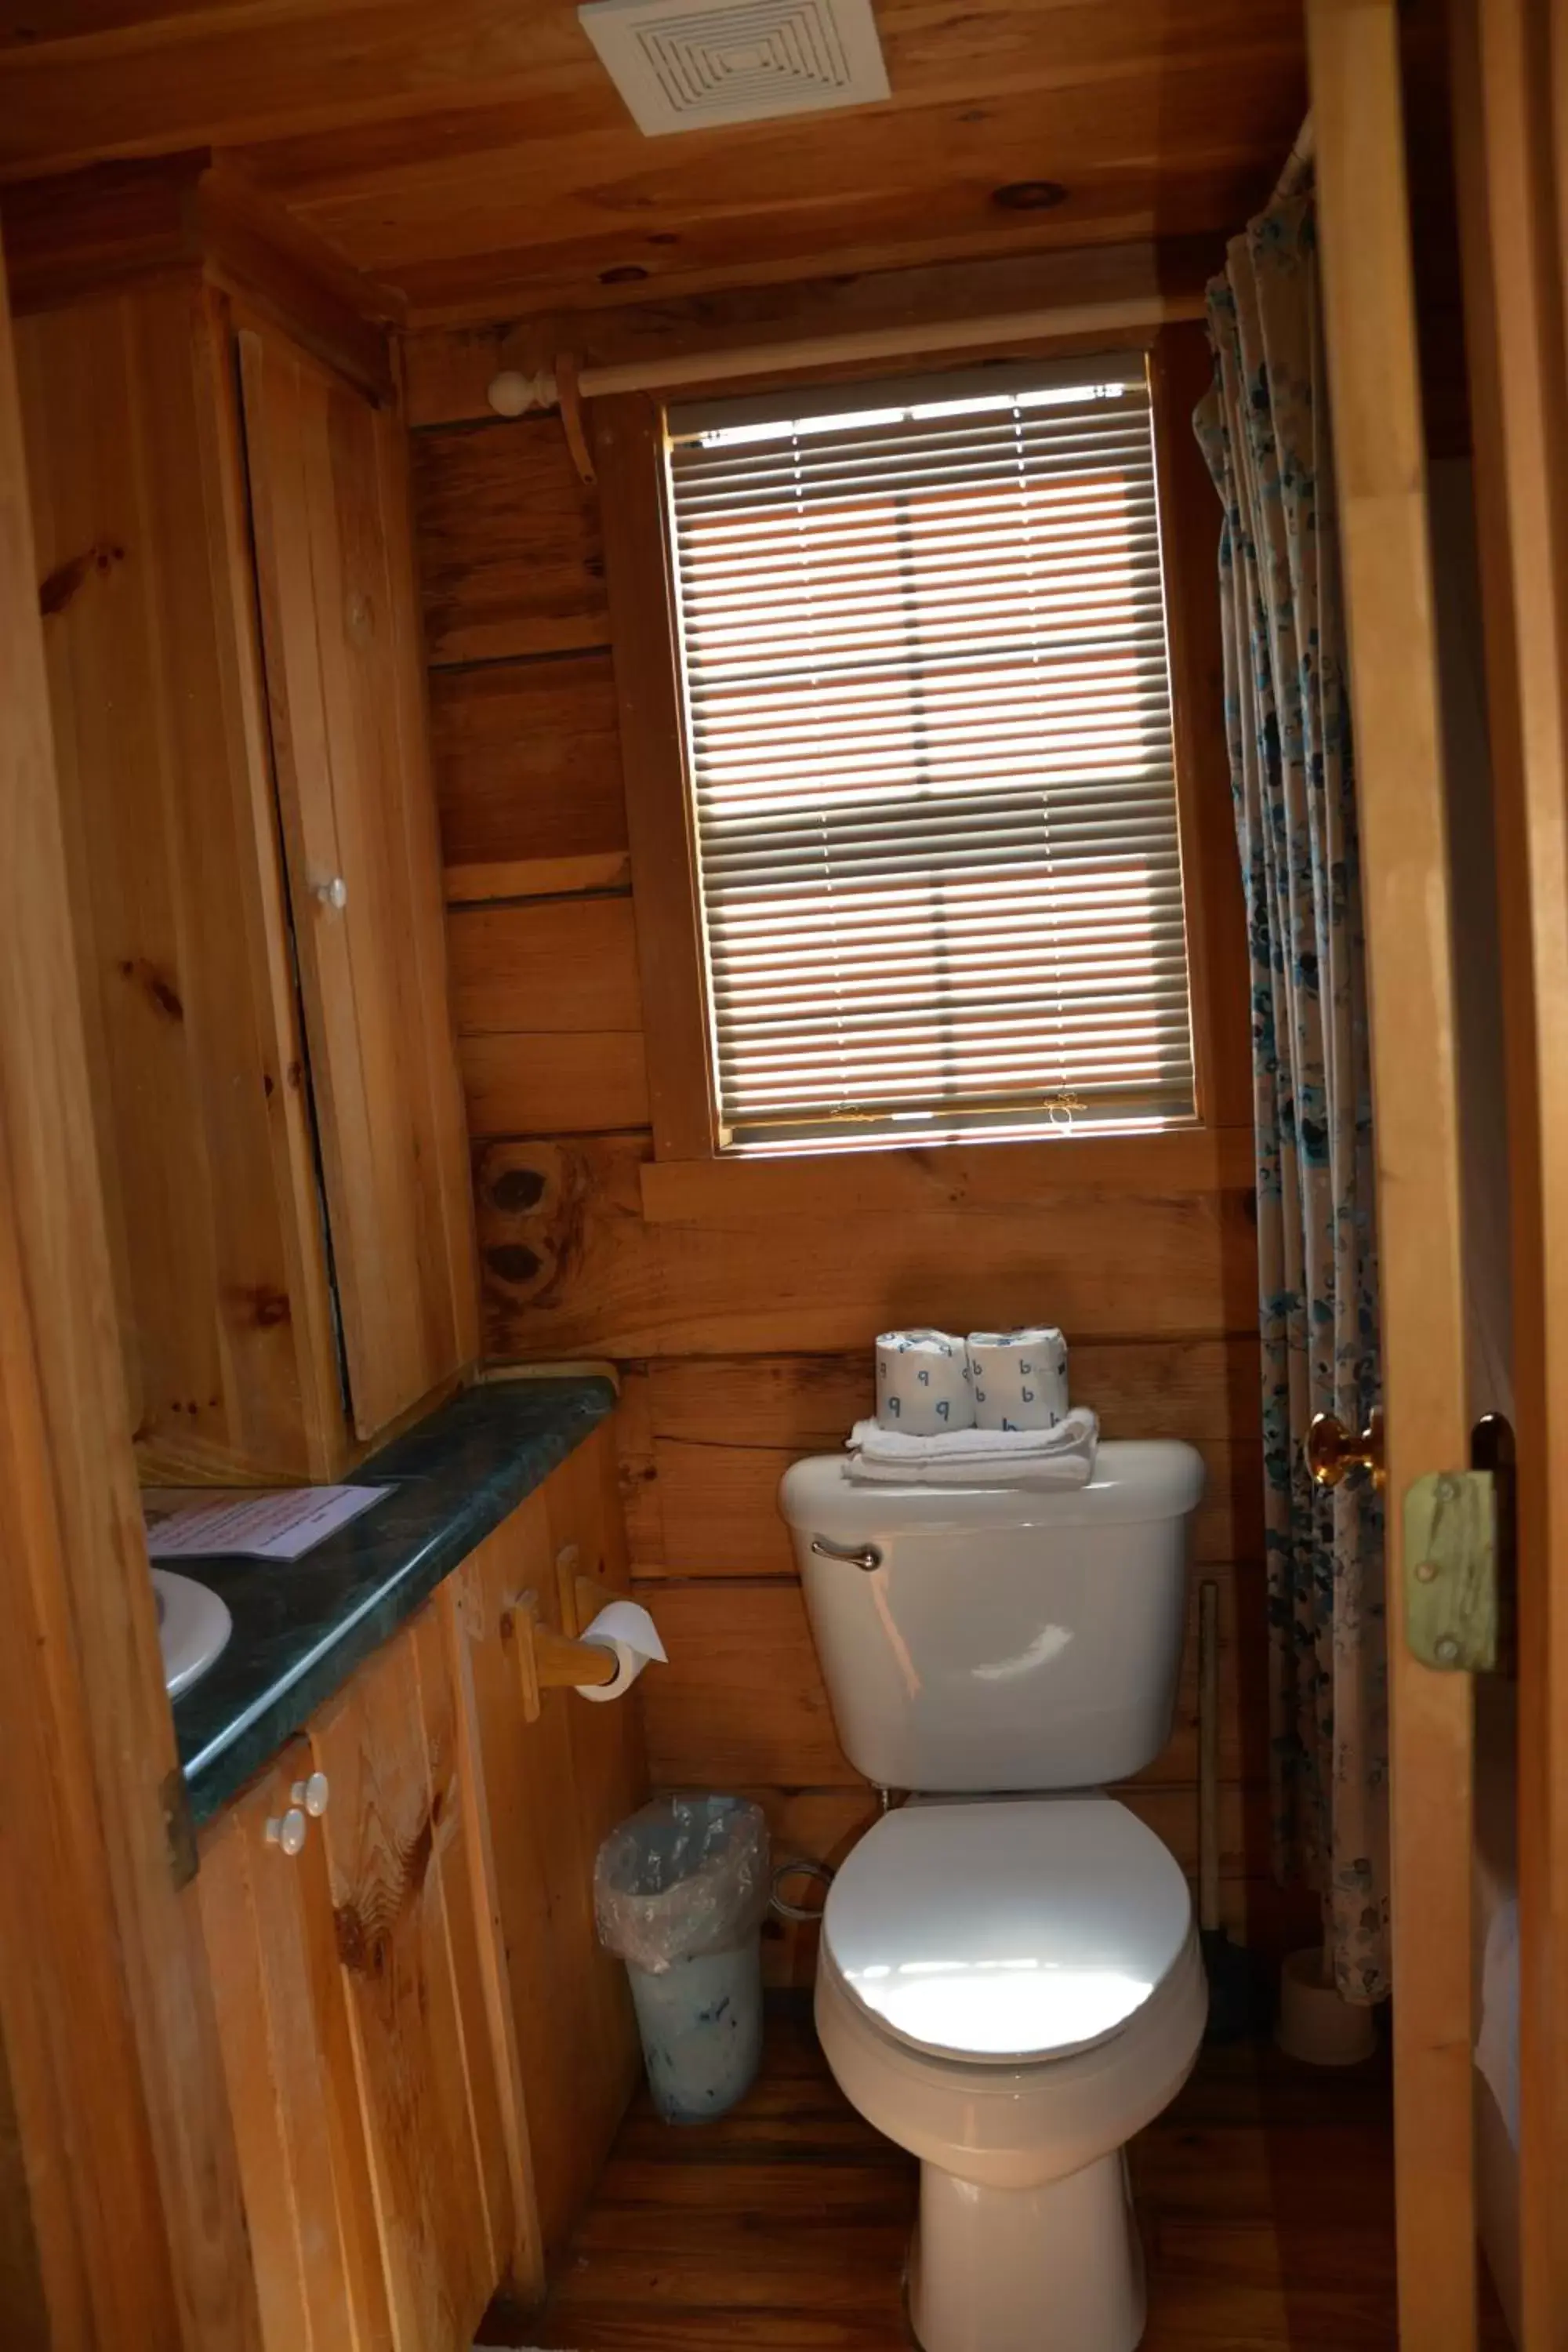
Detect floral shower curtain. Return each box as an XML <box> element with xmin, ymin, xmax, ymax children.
<box><xmin>1195</xmin><ymin>180</ymin><xmax>1389</xmax><ymax>2003</ymax></box>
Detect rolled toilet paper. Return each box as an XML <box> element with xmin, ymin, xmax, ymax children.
<box><xmin>576</xmin><ymin>1599</ymin><xmax>668</xmax><ymax>1703</ymax></box>
<box><xmin>875</xmin><ymin>1330</ymin><xmax>974</xmax><ymax>1436</ymax></box>
<box><xmin>967</xmin><ymin>1327</ymin><xmax>1069</xmax><ymax>1432</ymax></box>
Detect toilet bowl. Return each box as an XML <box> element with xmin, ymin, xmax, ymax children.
<box><xmin>812</xmin><ymin>1792</ymin><xmax>1207</xmax><ymax>2352</ymax></box>
<box><xmin>779</xmin><ymin>1439</ymin><xmax>1209</xmax><ymax>2347</ymax></box>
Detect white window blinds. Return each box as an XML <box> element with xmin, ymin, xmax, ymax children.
<box><xmin>664</xmin><ymin>358</ymin><xmax>1196</xmax><ymax>1153</ymax></box>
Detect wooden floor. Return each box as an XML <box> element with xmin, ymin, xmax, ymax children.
<box><xmin>483</xmin><ymin>1995</ymin><xmax>1512</xmax><ymax>2351</ymax></box>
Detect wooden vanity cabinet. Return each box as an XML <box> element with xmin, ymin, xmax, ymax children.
<box><xmin>307</xmin><ymin>1604</ymin><xmax>522</xmax><ymax>2347</ymax></box>
<box><xmin>198</xmin><ymin>1432</ymin><xmax>646</xmax><ymax>2348</ymax></box>
<box><xmin>201</xmin><ymin>1608</ymin><xmax>527</xmax><ymax>2352</ymax></box>
<box><xmin>446</xmin><ymin>1419</ymin><xmax>644</xmax><ymax>2256</ymax></box>
<box><xmin>13</xmin><ymin>262</ymin><xmax>476</xmax><ymax>1481</ymax></box>
<box><xmin>199</xmin><ymin>1744</ymin><xmax>392</xmax><ymax>2352</ymax></box>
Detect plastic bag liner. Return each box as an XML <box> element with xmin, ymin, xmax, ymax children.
<box><xmin>594</xmin><ymin>1795</ymin><xmax>771</xmax><ymax>1976</ymax></box>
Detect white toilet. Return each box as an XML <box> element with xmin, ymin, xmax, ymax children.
<box><xmin>779</xmin><ymin>1442</ymin><xmax>1208</xmax><ymax>2352</ymax></box>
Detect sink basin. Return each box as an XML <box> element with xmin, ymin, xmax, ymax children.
<box><xmin>152</xmin><ymin>1569</ymin><xmax>233</xmax><ymax>1698</ymax></box>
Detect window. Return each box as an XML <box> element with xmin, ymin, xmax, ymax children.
<box><xmin>662</xmin><ymin>358</ymin><xmax>1197</xmax><ymax>1155</ymax></box>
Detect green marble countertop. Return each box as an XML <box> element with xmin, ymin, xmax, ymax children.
<box><xmin>172</xmin><ymin>1376</ymin><xmax>616</xmax><ymax>1826</ymax></box>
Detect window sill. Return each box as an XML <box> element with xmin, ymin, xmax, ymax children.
<box><xmin>637</xmin><ymin>1123</ymin><xmax>1254</xmax><ymax>1225</ymax></box>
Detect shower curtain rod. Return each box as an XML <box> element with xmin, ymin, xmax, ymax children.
<box><xmin>1271</xmin><ymin>113</ymin><xmax>1316</xmax><ymax>203</ymax></box>
<box><xmin>485</xmin><ymin>289</ymin><xmax>1209</xmax><ymax>419</ymax></box>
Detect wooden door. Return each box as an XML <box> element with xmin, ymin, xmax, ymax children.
<box><xmin>446</xmin><ymin>1434</ymin><xmax>644</xmax><ymax>2263</ymax></box>
<box><xmin>199</xmin><ymin>1747</ymin><xmax>391</xmax><ymax>2352</ymax></box>
<box><xmin>309</xmin><ymin>1606</ymin><xmax>514</xmax><ymax>2352</ymax></box>
<box><xmin>0</xmin><ymin>241</ymin><xmax>262</xmax><ymax>2347</ymax></box>
<box><xmin>238</xmin><ymin>322</ymin><xmax>478</xmax><ymax>1444</ymax></box>
<box><xmin>1446</xmin><ymin>0</ymin><xmax>1568</xmax><ymax>2332</ymax></box>
<box><xmin>1307</xmin><ymin>2</ymin><xmax>1478</xmax><ymax>2343</ymax></box>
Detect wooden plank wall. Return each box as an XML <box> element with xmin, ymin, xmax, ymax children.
<box><xmin>409</xmin><ymin>330</ymin><xmax>1308</xmax><ymax>1984</ymax></box>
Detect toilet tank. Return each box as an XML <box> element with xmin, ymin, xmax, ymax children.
<box><xmin>779</xmin><ymin>1443</ymin><xmax>1203</xmax><ymax>1791</ymax></box>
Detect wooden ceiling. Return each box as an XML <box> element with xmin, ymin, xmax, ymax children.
<box><xmin>0</xmin><ymin>0</ymin><xmax>1307</xmax><ymax>325</ymax></box>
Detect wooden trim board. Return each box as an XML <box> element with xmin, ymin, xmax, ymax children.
<box><xmin>637</xmin><ymin>1127</ymin><xmax>1254</xmax><ymax>1223</ymax></box>
<box><xmin>593</xmin><ymin>394</ymin><xmax>718</xmax><ymax>1162</ymax></box>
<box><xmin>1309</xmin><ymin>2</ymin><xmax>1478</xmax><ymax>2340</ymax></box>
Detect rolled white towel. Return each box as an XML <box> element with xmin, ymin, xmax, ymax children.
<box><xmin>844</xmin><ymin>1407</ymin><xmax>1098</xmax><ymax>1488</ymax></box>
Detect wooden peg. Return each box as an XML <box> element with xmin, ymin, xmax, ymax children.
<box><xmin>555</xmin><ymin>1540</ymin><xmax>620</xmax><ymax>1636</ymax></box>
<box><xmin>555</xmin><ymin>351</ymin><xmax>596</xmax><ymax>484</ymax></box>
<box><xmin>503</xmin><ymin>1587</ymin><xmax>617</xmax><ymax>1722</ymax></box>
<box><xmin>555</xmin><ymin>1541</ymin><xmax>583</xmax><ymax>1632</ymax></box>
<box><xmin>533</xmin><ymin>1620</ymin><xmax>619</xmax><ymax>1693</ymax></box>
<box><xmin>503</xmin><ymin>1588</ymin><xmax>543</xmax><ymax>1722</ymax></box>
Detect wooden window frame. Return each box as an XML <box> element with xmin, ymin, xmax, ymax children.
<box><xmin>596</xmin><ymin>321</ymin><xmax>1250</xmax><ymax>1171</ymax></box>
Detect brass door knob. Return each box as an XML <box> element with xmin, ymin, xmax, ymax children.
<box><xmin>1306</xmin><ymin>1406</ymin><xmax>1386</xmax><ymax>1489</ymax></box>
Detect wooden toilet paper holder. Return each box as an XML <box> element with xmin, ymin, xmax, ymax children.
<box><xmin>503</xmin><ymin>1544</ymin><xmax>622</xmax><ymax>1722</ymax></box>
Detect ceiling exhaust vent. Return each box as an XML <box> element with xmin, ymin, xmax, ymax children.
<box><xmin>578</xmin><ymin>0</ymin><xmax>890</xmax><ymax>136</ymax></box>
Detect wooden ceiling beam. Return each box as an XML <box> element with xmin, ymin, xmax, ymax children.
<box><xmin>387</xmin><ymin>160</ymin><xmax>1261</xmax><ymax>328</ymax></box>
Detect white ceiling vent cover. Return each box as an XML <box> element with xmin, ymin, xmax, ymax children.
<box><xmin>579</xmin><ymin>0</ymin><xmax>890</xmax><ymax>135</ymax></box>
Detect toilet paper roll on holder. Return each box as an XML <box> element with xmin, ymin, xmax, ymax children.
<box><xmin>503</xmin><ymin>1547</ymin><xmax>655</xmax><ymax>1722</ymax></box>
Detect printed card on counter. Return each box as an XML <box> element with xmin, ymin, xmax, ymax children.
<box><xmin>143</xmin><ymin>1484</ymin><xmax>392</xmax><ymax>1562</ymax></box>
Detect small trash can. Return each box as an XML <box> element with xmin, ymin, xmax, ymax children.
<box><xmin>594</xmin><ymin>1795</ymin><xmax>769</xmax><ymax>2124</ymax></box>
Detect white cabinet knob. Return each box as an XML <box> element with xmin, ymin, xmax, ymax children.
<box><xmin>290</xmin><ymin>1772</ymin><xmax>330</xmax><ymax>1818</ymax></box>
<box><xmin>313</xmin><ymin>876</ymin><xmax>347</xmax><ymax>911</ymax></box>
<box><xmin>265</xmin><ymin>1808</ymin><xmax>308</xmax><ymax>1857</ymax></box>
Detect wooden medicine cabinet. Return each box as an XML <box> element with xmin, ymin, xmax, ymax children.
<box><xmin>8</xmin><ymin>164</ymin><xmax>479</xmax><ymax>1480</ymax></box>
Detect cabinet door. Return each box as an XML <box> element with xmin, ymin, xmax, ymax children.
<box><xmin>449</xmin><ymin>1430</ymin><xmax>644</xmax><ymax>2259</ymax></box>
<box><xmin>237</xmin><ymin>324</ymin><xmax>477</xmax><ymax>1443</ymax></box>
<box><xmin>199</xmin><ymin>1747</ymin><xmax>390</xmax><ymax>2352</ymax></box>
<box><xmin>310</xmin><ymin>1607</ymin><xmax>514</xmax><ymax>2352</ymax></box>
<box><xmin>16</xmin><ymin>284</ymin><xmax>347</xmax><ymax>1480</ymax></box>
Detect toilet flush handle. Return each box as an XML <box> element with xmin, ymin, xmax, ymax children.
<box><xmin>811</xmin><ymin>1535</ymin><xmax>883</xmax><ymax>1573</ymax></box>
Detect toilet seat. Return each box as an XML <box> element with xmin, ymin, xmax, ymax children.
<box><xmin>815</xmin><ymin>1918</ymin><xmax>1207</xmax><ymax>2193</ymax></box>
<box><xmin>823</xmin><ymin>1795</ymin><xmax>1192</xmax><ymax>2064</ymax></box>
